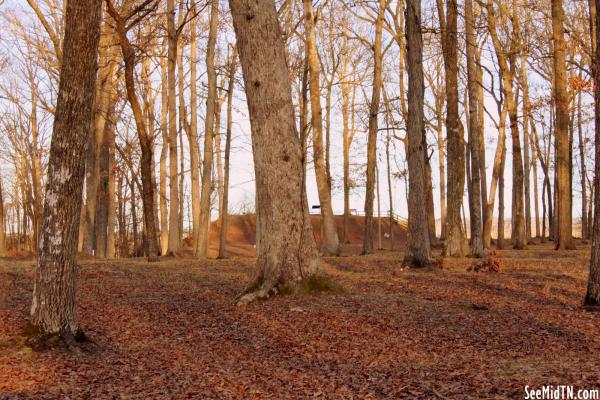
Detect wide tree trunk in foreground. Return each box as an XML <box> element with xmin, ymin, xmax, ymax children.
<box><xmin>552</xmin><ymin>0</ymin><xmax>574</xmax><ymax>250</ymax></box>
<box><xmin>229</xmin><ymin>0</ymin><xmax>320</xmax><ymax>305</ymax></box>
<box><xmin>585</xmin><ymin>0</ymin><xmax>600</xmax><ymax>307</ymax></box>
<box><xmin>303</xmin><ymin>0</ymin><xmax>340</xmax><ymax>256</ymax></box>
<box><xmin>363</xmin><ymin>0</ymin><xmax>386</xmax><ymax>255</ymax></box>
<box><xmin>404</xmin><ymin>0</ymin><xmax>430</xmax><ymax>266</ymax></box>
<box><xmin>29</xmin><ymin>0</ymin><xmax>102</xmax><ymax>339</ymax></box>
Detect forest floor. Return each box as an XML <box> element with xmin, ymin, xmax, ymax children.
<box><xmin>1</xmin><ymin>242</ymin><xmax>599</xmax><ymax>399</ymax></box>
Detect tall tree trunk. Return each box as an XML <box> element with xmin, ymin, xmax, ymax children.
<box><xmin>341</xmin><ymin>68</ymin><xmax>356</xmax><ymax>244</ymax></box>
<box><xmin>218</xmin><ymin>47</ymin><xmax>238</xmax><ymax>259</ymax></box>
<box><xmin>167</xmin><ymin>0</ymin><xmax>180</xmax><ymax>254</ymax></box>
<box><xmin>486</xmin><ymin>1</ymin><xmax>525</xmax><ymax>249</ymax></box>
<box><xmin>0</xmin><ymin>173</ymin><xmax>5</xmax><ymax>256</ymax></box>
<box><xmin>404</xmin><ymin>0</ymin><xmax>431</xmax><ymax>266</ymax></box>
<box><xmin>215</xmin><ymin>91</ymin><xmax>225</xmax><ymax>218</ymax></box>
<box><xmin>188</xmin><ymin>5</ymin><xmax>201</xmax><ymax>249</ymax></box>
<box><xmin>29</xmin><ymin>0</ymin><xmax>102</xmax><ymax>339</ymax></box>
<box><xmin>578</xmin><ymin>91</ymin><xmax>588</xmax><ymax>240</ymax></box>
<box><xmin>159</xmin><ymin>51</ymin><xmax>169</xmax><ymax>255</ymax></box>
<box><xmin>521</xmin><ymin>54</ymin><xmax>532</xmax><ymax>243</ymax></box>
<box><xmin>106</xmin><ymin>118</ymin><xmax>116</xmax><ymax>258</ymax></box>
<box><xmin>531</xmin><ymin>127</ymin><xmax>541</xmax><ymax>238</ymax></box>
<box><xmin>497</xmin><ymin>137</ymin><xmax>506</xmax><ymax>249</ymax></box>
<box><xmin>440</xmin><ymin>0</ymin><xmax>466</xmax><ymax>256</ymax></box>
<box><xmin>94</xmin><ymin>99</ymin><xmax>116</xmax><ymax>258</ymax></box>
<box><xmin>363</xmin><ymin>0</ymin><xmax>386</xmax><ymax>255</ymax></box>
<box><xmin>586</xmin><ymin>0</ymin><xmax>600</xmax><ymax>306</ymax></box>
<box><xmin>552</xmin><ymin>0</ymin><xmax>574</xmax><ymax>250</ymax></box>
<box><xmin>436</xmin><ymin>97</ymin><xmax>446</xmax><ymax>240</ymax></box>
<box><xmin>386</xmin><ymin>131</ymin><xmax>395</xmax><ymax>249</ymax></box>
<box><xmin>229</xmin><ymin>0</ymin><xmax>320</xmax><ymax>305</ymax></box>
<box><xmin>106</xmin><ymin>1</ymin><xmax>160</xmax><ymax>257</ymax></box>
<box><xmin>196</xmin><ymin>0</ymin><xmax>219</xmax><ymax>258</ymax></box>
<box><xmin>465</xmin><ymin>0</ymin><xmax>484</xmax><ymax>257</ymax></box>
<box><xmin>476</xmin><ymin>52</ymin><xmax>488</xmax><ymax>228</ymax></box>
<box><xmin>303</xmin><ymin>0</ymin><xmax>340</xmax><ymax>256</ymax></box>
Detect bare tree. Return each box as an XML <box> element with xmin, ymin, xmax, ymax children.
<box><xmin>303</xmin><ymin>0</ymin><xmax>340</xmax><ymax>256</ymax></box>
<box><xmin>585</xmin><ymin>0</ymin><xmax>600</xmax><ymax>307</ymax></box>
<box><xmin>229</xmin><ymin>0</ymin><xmax>320</xmax><ymax>305</ymax></box>
<box><xmin>552</xmin><ymin>0</ymin><xmax>575</xmax><ymax>250</ymax></box>
<box><xmin>28</xmin><ymin>0</ymin><xmax>102</xmax><ymax>344</ymax></box>
<box><xmin>106</xmin><ymin>0</ymin><xmax>160</xmax><ymax>258</ymax></box>
<box><xmin>404</xmin><ymin>0</ymin><xmax>430</xmax><ymax>266</ymax></box>
<box><xmin>438</xmin><ymin>0</ymin><xmax>466</xmax><ymax>256</ymax></box>
<box><xmin>196</xmin><ymin>0</ymin><xmax>219</xmax><ymax>258</ymax></box>
<box><xmin>363</xmin><ymin>0</ymin><xmax>386</xmax><ymax>255</ymax></box>
<box><xmin>218</xmin><ymin>46</ymin><xmax>237</xmax><ymax>259</ymax></box>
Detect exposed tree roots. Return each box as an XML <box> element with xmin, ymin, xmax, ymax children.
<box><xmin>583</xmin><ymin>296</ymin><xmax>600</xmax><ymax>312</ymax></box>
<box><xmin>21</xmin><ymin>323</ymin><xmax>92</xmax><ymax>353</ymax></box>
<box><xmin>236</xmin><ymin>274</ymin><xmax>341</xmax><ymax>306</ymax></box>
<box><xmin>402</xmin><ymin>256</ymin><xmax>443</xmax><ymax>270</ymax></box>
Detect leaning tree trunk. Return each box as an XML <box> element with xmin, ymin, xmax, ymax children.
<box><xmin>585</xmin><ymin>0</ymin><xmax>600</xmax><ymax>307</ymax></box>
<box><xmin>29</xmin><ymin>0</ymin><xmax>102</xmax><ymax>340</ymax></box>
<box><xmin>196</xmin><ymin>0</ymin><xmax>219</xmax><ymax>259</ymax></box>
<box><xmin>465</xmin><ymin>0</ymin><xmax>484</xmax><ymax>257</ymax></box>
<box><xmin>552</xmin><ymin>0</ymin><xmax>574</xmax><ymax>250</ymax></box>
<box><xmin>363</xmin><ymin>0</ymin><xmax>386</xmax><ymax>255</ymax></box>
<box><xmin>404</xmin><ymin>0</ymin><xmax>431</xmax><ymax>266</ymax></box>
<box><xmin>229</xmin><ymin>0</ymin><xmax>320</xmax><ymax>305</ymax></box>
<box><xmin>303</xmin><ymin>0</ymin><xmax>340</xmax><ymax>256</ymax></box>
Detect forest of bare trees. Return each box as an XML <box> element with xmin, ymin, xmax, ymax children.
<box><xmin>1</xmin><ymin>0</ymin><xmax>600</xmax><ymax>363</ymax></box>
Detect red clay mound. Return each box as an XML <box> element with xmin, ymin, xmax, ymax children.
<box><xmin>197</xmin><ymin>213</ymin><xmax>407</xmax><ymax>257</ymax></box>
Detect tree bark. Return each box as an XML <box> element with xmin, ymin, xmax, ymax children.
<box><xmin>196</xmin><ymin>0</ymin><xmax>219</xmax><ymax>258</ymax></box>
<box><xmin>403</xmin><ymin>0</ymin><xmax>430</xmax><ymax>266</ymax></box>
<box><xmin>159</xmin><ymin>48</ymin><xmax>169</xmax><ymax>255</ymax></box>
<box><xmin>229</xmin><ymin>0</ymin><xmax>320</xmax><ymax>305</ymax></box>
<box><xmin>577</xmin><ymin>91</ymin><xmax>588</xmax><ymax>240</ymax></box>
<box><xmin>188</xmin><ymin>4</ymin><xmax>201</xmax><ymax>250</ymax></box>
<box><xmin>586</xmin><ymin>0</ymin><xmax>600</xmax><ymax>306</ymax></box>
<box><xmin>167</xmin><ymin>0</ymin><xmax>181</xmax><ymax>254</ymax></box>
<box><xmin>440</xmin><ymin>0</ymin><xmax>466</xmax><ymax>256</ymax></box>
<box><xmin>218</xmin><ymin>47</ymin><xmax>238</xmax><ymax>259</ymax></box>
<box><xmin>552</xmin><ymin>0</ymin><xmax>574</xmax><ymax>250</ymax></box>
<box><xmin>465</xmin><ymin>0</ymin><xmax>484</xmax><ymax>257</ymax></box>
<box><xmin>29</xmin><ymin>0</ymin><xmax>102</xmax><ymax>339</ymax></box>
<box><xmin>363</xmin><ymin>0</ymin><xmax>386</xmax><ymax>255</ymax></box>
<box><xmin>303</xmin><ymin>0</ymin><xmax>340</xmax><ymax>256</ymax></box>
<box><xmin>106</xmin><ymin>0</ymin><xmax>160</xmax><ymax>257</ymax></box>
<box><xmin>0</xmin><ymin>172</ymin><xmax>5</xmax><ymax>256</ymax></box>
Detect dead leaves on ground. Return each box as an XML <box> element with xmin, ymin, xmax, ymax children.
<box><xmin>0</xmin><ymin>244</ymin><xmax>599</xmax><ymax>399</ymax></box>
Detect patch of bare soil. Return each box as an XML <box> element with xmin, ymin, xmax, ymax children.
<box><xmin>1</xmin><ymin>243</ymin><xmax>599</xmax><ymax>399</ymax></box>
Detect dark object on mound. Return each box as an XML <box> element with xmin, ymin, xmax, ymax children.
<box><xmin>467</xmin><ymin>250</ymin><xmax>503</xmax><ymax>273</ymax></box>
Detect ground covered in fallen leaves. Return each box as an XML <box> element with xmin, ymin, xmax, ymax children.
<box><xmin>1</xmin><ymin>243</ymin><xmax>599</xmax><ymax>399</ymax></box>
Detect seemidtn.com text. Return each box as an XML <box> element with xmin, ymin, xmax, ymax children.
<box><xmin>524</xmin><ymin>386</ymin><xmax>600</xmax><ymax>400</ymax></box>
